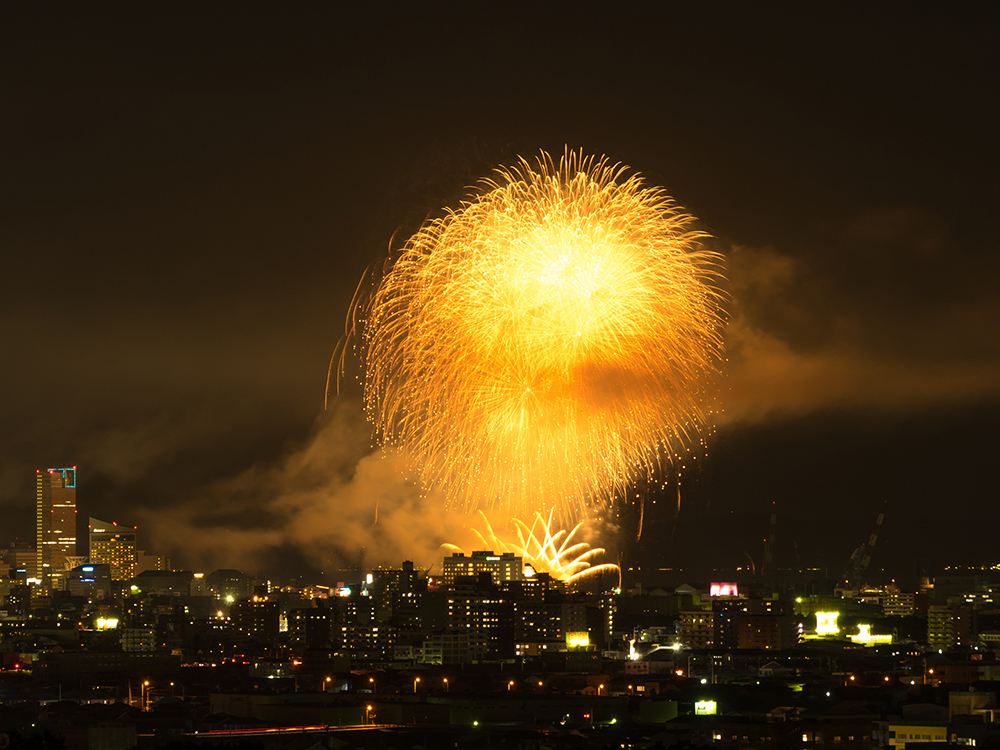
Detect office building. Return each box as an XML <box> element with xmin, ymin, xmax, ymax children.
<box><xmin>36</xmin><ymin>467</ymin><xmax>78</xmax><ymax>589</ymax></box>
<box><xmin>89</xmin><ymin>517</ymin><xmax>137</xmax><ymax>581</ymax></box>
<box><xmin>442</xmin><ymin>551</ymin><xmax>522</xmax><ymax>586</ymax></box>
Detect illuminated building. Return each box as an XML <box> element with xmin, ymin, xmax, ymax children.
<box><xmin>36</xmin><ymin>467</ymin><xmax>77</xmax><ymax>590</ymax></box>
<box><xmin>206</xmin><ymin>569</ymin><xmax>253</xmax><ymax>601</ymax></box>
<box><xmin>4</xmin><ymin>541</ymin><xmax>36</xmax><ymax>582</ymax></box>
<box><xmin>130</xmin><ymin>569</ymin><xmax>194</xmax><ymax>596</ymax></box>
<box><xmin>339</xmin><ymin>622</ymin><xmax>395</xmax><ymax>660</ymax></box>
<box><xmin>714</xmin><ymin>598</ymin><xmax>788</xmax><ymax>650</ymax></box>
<box><xmin>851</xmin><ymin>624</ymin><xmax>893</xmax><ymax>646</ymax></box>
<box><xmin>369</xmin><ymin>560</ymin><xmax>428</xmax><ymax>628</ymax></box>
<box><xmin>500</xmin><ymin>572</ymin><xmax>566</xmax><ymax>642</ymax></box>
<box><xmin>882</xmin><ymin>591</ymin><xmax>917</xmax><ymax>617</ymax></box>
<box><xmin>88</xmin><ymin>517</ymin><xmax>137</xmax><ymax>581</ymax></box>
<box><xmin>814</xmin><ymin>612</ymin><xmax>841</xmax><ymax>636</ymax></box>
<box><xmin>928</xmin><ymin>604</ymin><xmax>972</xmax><ymax>650</ymax></box>
<box><xmin>885</xmin><ymin>722</ymin><xmax>947</xmax><ymax>747</ymax></box>
<box><xmin>442</xmin><ymin>551</ymin><xmax>522</xmax><ymax>586</ymax></box>
<box><xmin>446</xmin><ymin>574</ymin><xmax>514</xmax><ymax>659</ymax></box>
<box><xmin>230</xmin><ymin>597</ymin><xmax>280</xmax><ymax>643</ymax></box>
<box><xmin>120</xmin><ymin>626</ymin><xmax>157</xmax><ymax>653</ymax></box>
<box><xmin>736</xmin><ymin>614</ymin><xmax>797</xmax><ymax>650</ymax></box>
<box><xmin>136</xmin><ymin>550</ymin><xmax>171</xmax><ymax>574</ymax></box>
<box><xmin>65</xmin><ymin>562</ymin><xmax>112</xmax><ymax>599</ymax></box>
<box><xmin>421</xmin><ymin>630</ymin><xmax>469</xmax><ymax>665</ymax></box>
<box><xmin>678</xmin><ymin>610</ymin><xmax>714</xmax><ymax>649</ymax></box>
<box><xmin>288</xmin><ymin>608</ymin><xmax>336</xmax><ymax>649</ymax></box>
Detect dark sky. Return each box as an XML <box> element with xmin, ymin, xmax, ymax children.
<box><xmin>3</xmin><ymin>5</ymin><xmax>998</xmax><ymax>583</ymax></box>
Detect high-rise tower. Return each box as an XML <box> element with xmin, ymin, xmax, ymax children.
<box><xmin>36</xmin><ymin>467</ymin><xmax>78</xmax><ymax>589</ymax></box>
<box><xmin>89</xmin><ymin>517</ymin><xmax>137</xmax><ymax>581</ymax></box>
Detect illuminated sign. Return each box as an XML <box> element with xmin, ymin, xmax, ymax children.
<box><xmin>338</xmin><ymin>587</ymin><xmax>352</xmax><ymax>597</ymax></box>
<box><xmin>82</xmin><ymin>566</ymin><xmax>94</xmax><ymax>572</ymax></box>
<box><xmin>95</xmin><ymin>618</ymin><xmax>119</xmax><ymax>630</ymax></box>
<box><xmin>851</xmin><ymin>624</ymin><xmax>892</xmax><ymax>646</ymax></box>
<box><xmin>815</xmin><ymin>612</ymin><xmax>840</xmax><ymax>635</ymax></box>
<box><xmin>566</xmin><ymin>632</ymin><xmax>590</xmax><ymax>648</ymax></box>
<box><xmin>710</xmin><ymin>583</ymin><xmax>739</xmax><ymax>597</ymax></box>
<box><xmin>695</xmin><ymin>701</ymin><xmax>717</xmax><ymax>715</ymax></box>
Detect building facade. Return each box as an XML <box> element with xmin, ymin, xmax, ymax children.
<box><xmin>89</xmin><ymin>517</ymin><xmax>138</xmax><ymax>581</ymax></box>
<box><xmin>442</xmin><ymin>551</ymin><xmax>522</xmax><ymax>586</ymax></box>
<box><xmin>36</xmin><ymin>467</ymin><xmax>77</xmax><ymax>590</ymax></box>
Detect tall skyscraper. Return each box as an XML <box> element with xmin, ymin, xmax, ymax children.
<box><xmin>89</xmin><ymin>517</ymin><xmax>138</xmax><ymax>581</ymax></box>
<box><xmin>36</xmin><ymin>467</ymin><xmax>78</xmax><ymax>589</ymax></box>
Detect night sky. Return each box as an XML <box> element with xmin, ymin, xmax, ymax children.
<box><xmin>3</xmin><ymin>5</ymin><xmax>998</xmax><ymax>583</ymax></box>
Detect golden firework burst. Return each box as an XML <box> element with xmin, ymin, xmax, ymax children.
<box><xmin>362</xmin><ymin>150</ymin><xmax>725</xmax><ymax>523</ymax></box>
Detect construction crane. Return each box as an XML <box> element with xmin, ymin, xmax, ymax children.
<box><xmin>842</xmin><ymin>504</ymin><xmax>886</xmax><ymax>589</ymax></box>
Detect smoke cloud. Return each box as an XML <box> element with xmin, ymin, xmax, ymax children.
<box><xmin>721</xmin><ymin>208</ymin><xmax>1000</xmax><ymax>423</ymax></box>
<box><xmin>137</xmin><ymin>399</ymin><xmax>482</xmax><ymax>575</ymax></box>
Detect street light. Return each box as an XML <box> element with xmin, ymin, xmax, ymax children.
<box><xmin>414</xmin><ymin>676</ymin><xmax>421</xmax><ymax>693</ymax></box>
<box><xmin>324</xmin><ymin>676</ymin><xmax>332</xmax><ymax>692</ymax></box>
<box><xmin>507</xmin><ymin>680</ymin><xmax>514</xmax><ymax>691</ymax></box>
<box><xmin>598</xmin><ymin>684</ymin><xmax>604</xmax><ymax>696</ymax></box>
<box><xmin>369</xmin><ymin>676</ymin><xmax>375</xmax><ymax>693</ymax></box>
<box><xmin>142</xmin><ymin>680</ymin><xmax>150</xmax><ymax>712</ymax></box>
<box><xmin>366</xmin><ymin>704</ymin><xmax>373</xmax><ymax>725</ymax></box>
<box><xmin>443</xmin><ymin>678</ymin><xmax>449</xmax><ymax>692</ymax></box>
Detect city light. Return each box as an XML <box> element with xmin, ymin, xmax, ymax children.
<box><xmin>815</xmin><ymin>612</ymin><xmax>840</xmax><ymax>635</ymax></box>
<box><xmin>851</xmin><ymin>624</ymin><xmax>893</xmax><ymax>646</ymax></box>
<box><xmin>710</xmin><ymin>583</ymin><xmax>739</xmax><ymax>597</ymax></box>
<box><xmin>695</xmin><ymin>701</ymin><xmax>717</xmax><ymax>716</ymax></box>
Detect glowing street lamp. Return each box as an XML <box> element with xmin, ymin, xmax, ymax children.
<box><xmin>324</xmin><ymin>676</ymin><xmax>332</xmax><ymax>692</ymax></box>
<box><xmin>142</xmin><ymin>680</ymin><xmax>150</xmax><ymax>711</ymax></box>
<box><xmin>443</xmin><ymin>678</ymin><xmax>449</xmax><ymax>692</ymax></box>
<box><xmin>508</xmin><ymin>680</ymin><xmax>514</xmax><ymax>691</ymax></box>
<box><xmin>369</xmin><ymin>676</ymin><xmax>376</xmax><ymax>693</ymax></box>
<box><xmin>414</xmin><ymin>676</ymin><xmax>421</xmax><ymax>693</ymax></box>
<box><xmin>598</xmin><ymin>684</ymin><xmax>604</xmax><ymax>696</ymax></box>
<box><xmin>366</xmin><ymin>704</ymin><xmax>373</xmax><ymax>724</ymax></box>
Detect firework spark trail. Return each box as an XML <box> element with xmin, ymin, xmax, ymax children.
<box><xmin>443</xmin><ymin>511</ymin><xmax>619</xmax><ymax>584</ymax></box>
<box><xmin>363</xmin><ymin>150</ymin><xmax>725</xmax><ymax>524</ymax></box>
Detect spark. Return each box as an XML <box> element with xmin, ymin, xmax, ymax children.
<box><xmin>361</xmin><ymin>149</ymin><xmax>725</xmax><ymax>524</ymax></box>
<box><xmin>444</xmin><ymin>511</ymin><xmax>619</xmax><ymax>584</ymax></box>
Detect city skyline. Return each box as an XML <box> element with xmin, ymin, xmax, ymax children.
<box><xmin>2</xmin><ymin>6</ymin><xmax>998</xmax><ymax>577</ymax></box>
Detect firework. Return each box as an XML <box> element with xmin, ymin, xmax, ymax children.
<box><xmin>363</xmin><ymin>150</ymin><xmax>725</xmax><ymax>523</ymax></box>
<box><xmin>443</xmin><ymin>511</ymin><xmax>619</xmax><ymax>585</ymax></box>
